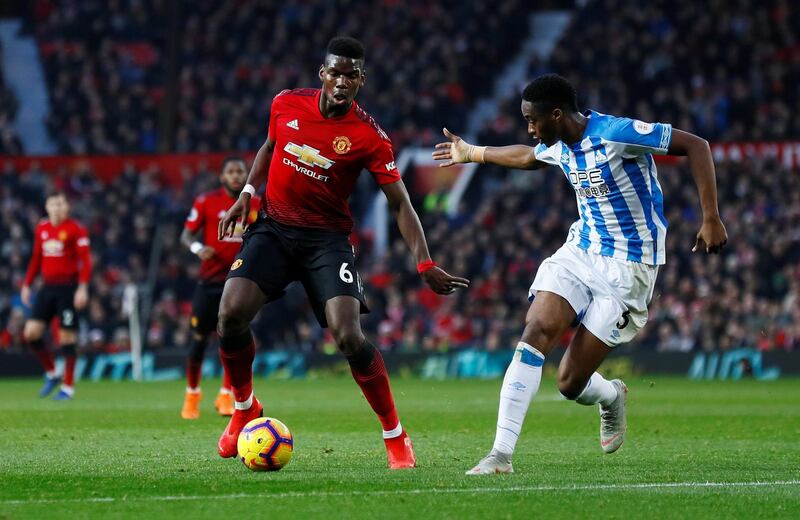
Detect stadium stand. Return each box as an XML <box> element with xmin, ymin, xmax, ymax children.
<box><xmin>0</xmin><ymin>41</ymin><xmax>23</xmax><ymax>154</ymax></box>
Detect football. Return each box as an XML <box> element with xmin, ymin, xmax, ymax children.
<box><xmin>237</xmin><ymin>417</ymin><xmax>294</xmax><ymax>472</ymax></box>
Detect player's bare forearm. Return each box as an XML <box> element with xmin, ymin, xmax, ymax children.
<box><xmin>484</xmin><ymin>145</ymin><xmax>546</xmax><ymax>170</ymax></box>
<box><xmin>180</xmin><ymin>228</ymin><xmax>198</xmax><ymax>250</ymax></box>
<box><xmin>668</xmin><ymin>129</ymin><xmax>720</xmax><ymax>220</ymax></box>
<box><xmin>244</xmin><ymin>137</ymin><xmax>275</xmax><ymax>193</ymax></box>
<box><xmin>668</xmin><ymin>129</ymin><xmax>728</xmax><ymax>253</ymax></box>
<box><xmin>433</xmin><ymin>128</ymin><xmax>545</xmax><ymax>170</ymax></box>
<box><xmin>382</xmin><ymin>181</ymin><xmax>431</xmax><ymax>263</ymax></box>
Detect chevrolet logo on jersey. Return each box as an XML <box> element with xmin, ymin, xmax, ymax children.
<box><xmin>284</xmin><ymin>142</ymin><xmax>334</xmax><ymax>170</ymax></box>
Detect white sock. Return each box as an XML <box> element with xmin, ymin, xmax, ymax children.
<box><xmin>234</xmin><ymin>392</ymin><xmax>253</xmax><ymax>410</ymax></box>
<box><xmin>492</xmin><ymin>342</ymin><xmax>545</xmax><ymax>455</ymax></box>
<box><xmin>186</xmin><ymin>386</ymin><xmax>201</xmax><ymax>394</ymax></box>
<box><xmin>60</xmin><ymin>385</ymin><xmax>75</xmax><ymax>396</ymax></box>
<box><xmin>575</xmin><ymin>372</ymin><xmax>617</xmax><ymax>407</ymax></box>
<box><xmin>45</xmin><ymin>370</ymin><xmax>58</xmax><ymax>379</ymax></box>
<box><xmin>383</xmin><ymin>422</ymin><xmax>403</xmax><ymax>439</ymax></box>
<box><xmin>219</xmin><ymin>387</ymin><xmax>233</xmax><ymax>396</ymax></box>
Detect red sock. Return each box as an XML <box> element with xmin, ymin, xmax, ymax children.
<box><xmin>350</xmin><ymin>349</ymin><xmax>400</xmax><ymax>432</ymax></box>
<box><xmin>218</xmin><ymin>332</ymin><xmax>255</xmax><ymax>403</ymax></box>
<box><xmin>63</xmin><ymin>355</ymin><xmax>76</xmax><ymax>387</ymax></box>
<box><xmin>221</xmin><ymin>363</ymin><xmax>232</xmax><ymax>391</ymax></box>
<box><xmin>29</xmin><ymin>339</ymin><xmax>55</xmax><ymax>373</ymax></box>
<box><xmin>61</xmin><ymin>344</ymin><xmax>77</xmax><ymax>387</ymax></box>
<box><xmin>186</xmin><ymin>359</ymin><xmax>202</xmax><ymax>389</ymax></box>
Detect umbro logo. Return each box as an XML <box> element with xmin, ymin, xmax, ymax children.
<box><xmin>287</xmin><ymin>119</ymin><xmax>299</xmax><ymax>130</ymax></box>
<box><xmin>594</xmin><ymin>150</ymin><xmax>608</xmax><ymax>164</ymax></box>
<box><xmin>508</xmin><ymin>381</ymin><xmax>527</xmax><ymax>391</ymax></box>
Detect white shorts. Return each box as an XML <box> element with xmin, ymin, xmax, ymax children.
<box><xmin>528</xmin><ymin>244</ymin><xmax>658</xmax><ymax>347</ymax></box>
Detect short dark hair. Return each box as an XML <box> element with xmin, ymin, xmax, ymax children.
<box><xmin>327</xmin><ymin>36</ymin><xmax>365</xmax><ymax>60</ymax></box>
<box><xmin>522</xmin><ymin>74</ymin><xmax>578</xmax><ymax>113</ymax></box>
<box><xmin>46</xmin><ymin>191</ymin><xmax>67</xmax><ymax>201</ymax></box>
<box><xmin>221</xmin><ymin>156</ymin><xmax>246</xmax><ymax>170</ymax></box>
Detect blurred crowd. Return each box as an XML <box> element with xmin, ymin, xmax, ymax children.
<box><xmin>1</xmin><ymin>156</ymin><xmax>798</xmax><ymax>355</ymax></box>
<box><xmin>542</xmin><ymin>0</ymin><xmax>799</xmax><ymax>141</ymax></box>
<box><xmin>0</xmin><ymin>42</ymin><xmax>23</xmax><ymax>155</ymax></box>
<box><xmin>25</xmin><ymin>0</ymin><xmax>532</xmax><ymax>154</ymax></box>
<box><xmin>31</xmin><ymin>0</ymin><xmax>166</xmax><ymax>154</ymax></box>
<box><xmin>11</xmin><ymin>0</ymin><xmax>796</xmax><ymax>155</ymax></box>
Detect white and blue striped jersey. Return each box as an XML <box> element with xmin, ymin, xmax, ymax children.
<box><xmin>533</xmin><ymin>110</ymin><xmax>672</xmax><ymax>265</ymax></box>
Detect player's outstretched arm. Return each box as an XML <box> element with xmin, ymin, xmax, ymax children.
<box><xmin>219</xmin><ymin>136</ymin><xmax>275</xmax><ymax>239</ymax></box>
<box><xmin>668</xmin><ymin>129</ymin><xmax>728</xmax><ymax>254</ymax></box>
<box><xmin>181</xmin><ymin>228</ymin><xmax>215</xmax><ymax>260</ymax></box>
<box><xmin>380</xmin><ymin>180</ymin><xmax>470</xmax><ymax>295</ymax></box>
<box><xmin>432</xmin><ymin>128</ymin><xmax>546</xmax><ymax>170</ymax></box>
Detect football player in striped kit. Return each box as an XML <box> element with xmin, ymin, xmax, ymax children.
<box><xmin>434</xmin><ymin>74</ymin><xmax>727</xmax><ymax>474</ymax></box>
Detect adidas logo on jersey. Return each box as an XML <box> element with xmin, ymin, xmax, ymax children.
<box><xmin>287</xmin><ymin>119</ymin><xmax>299</xmax><ymax>130</ymax></box>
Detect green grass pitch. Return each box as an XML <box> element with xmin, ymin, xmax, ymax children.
<box><xmin>0</xmin><ymin>376</ymin><xmax>798</xmax><ymax>519</ymax></box>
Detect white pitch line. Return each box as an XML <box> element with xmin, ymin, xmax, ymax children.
<box><xmin>1</xmin><ymin>480</ymin><xmax>799</xmax><ymax>506</ymax></box>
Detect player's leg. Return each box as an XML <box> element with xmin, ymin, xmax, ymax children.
<box><xmin>182</xmin><ymin>284</ymin><xmax>215</xmax><ymax>419</ymax></box>
<box><xmin>558</xmin><ymin>325</ymin><xmax>626</xmax><ymax>453</ymax></box>
<box><xmin>215</xmin><ymin>223</ymin><xmax>293</xmax><ymax>457</ymax></box>
<box><xmin>467</xmin><ymin>291</ymin><xmax>576</xmax><ymax>475</ymax></box>
<box><xmin>215</xmin><ymin>277</ymin><xmax>267</xmax><ymax>456</ymax></box>
<box><xmin>560</xmin><ymin>253</ymin><xmax>658</xmax><ymax>453</ymax></box>
<box><xmin>208</xmin><ymin>285</ymin><xmax>234</xmax><ymax>416</ymax></box>
<box><xmin>324</xmin><ymin>295</ymin><xmax>415</xmax><ymax>469</ymax></box>
<box><xmin>25</xmin><ymin>287</ymin><xmax>61</xmax><ymax>396</ymax></box>
<box><xmin>182</xmin><ymin>331</ymin><xmax>207</xmax><ymax>419</ymax></box>
<box><xmin>53</xmin><ymin>288</ymin><xmax>79</xmax><ymax>400</ymax></box>
<box><xmin>23</xmin><ymin>317</ymin><xmax>60</xmax><ymax>397</ymax></box>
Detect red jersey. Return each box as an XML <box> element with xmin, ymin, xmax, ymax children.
<box><xmin>184</xmin><ymin>187</ymin><xmax>261</xmax><ymax>283</ymax></box>
<box><xmin>264</xmin><ymin>88</ymin><xmax>401</xmax><ymax>232</ymax></box>
<box><xmin>24</xmin><ymin>218</ymin><xmax>92</xmax><ymax>286</ymax></box>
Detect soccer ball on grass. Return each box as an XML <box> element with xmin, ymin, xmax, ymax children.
<box><xmin>237</xmin><ymin>417</ymin><xmax>294</xmax><ymax>471</ymax></box>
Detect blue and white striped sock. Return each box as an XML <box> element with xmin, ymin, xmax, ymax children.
<box><xmin>492</xmin><ymin>342</ymin><xmax>545</xmax><ymax>455</ymax></box>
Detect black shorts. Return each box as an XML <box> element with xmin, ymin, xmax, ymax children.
<box><xmin>227</xmin><ymin>216</ymin><xmax>368</xmax><ymax>328</ymax></box>
<box><xmin>30</xmin><ymin>284</ymin><xmax>79</xmax><ymax>330</ymax></box>
<box><xmin>190</xmin><ymin>282</ymin><xmax>224</xmax><ymax>335</ymax></box>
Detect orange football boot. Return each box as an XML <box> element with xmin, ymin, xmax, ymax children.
<box><xmin>214</xmin><ymin>391</ymin><xmax>235</xmax><ymax>417</ymax></box>
<box><xmin>217</xmin><ymin>397</ymin><xmax>263</xmax><ymax>457</ymax></box>
<box><xmin>385</xmin><ymin>430</ymin><xmax>416</xmax><ymax>469</ymax></box>
<box><xmin>181</xmin><ymin>390</ymin><xmax>202</xmax><ymax>420</ymax></box>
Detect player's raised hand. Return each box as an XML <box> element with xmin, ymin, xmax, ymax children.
<box><xmin>693</xmin><ymin>216</ymin><xmax>728</xmax><ymax>254</ymax></box>
<box><xmin>218</xmin><ymin>195</ymin><xmax>250</xmax><ymax>240</ymax></box>
<box><xmin>422</xmin><ymin>266</ymin><xmax>471</xmax><ymax>295</ymax></box>
<box><xmin>432</xmin><ymin>128</ymin><xmax>473</xmax><ymax>167</ymax></box>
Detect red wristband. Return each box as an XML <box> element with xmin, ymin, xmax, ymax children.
<box><xmin>416</xmin><ymin>260</ymin><xmax>437</xmax><ymax>274</ymax></box>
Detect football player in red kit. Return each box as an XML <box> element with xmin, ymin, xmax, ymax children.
<box><xmin>180</xmin><ymin>157</ymin><xmax>260</xmax><ymax>419</ymax></box>
<box><xmin>21</xmin><ymin>192</ymin><xmax>92</xmax><ymax>400</ymax></box>
<box><xmin>216</xmin><ymin>37</ymin><xmax>470</xmax><ymax>468</ymax></box>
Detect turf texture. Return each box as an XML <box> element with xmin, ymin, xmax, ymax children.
<box><xmin>0</xmin><ymin>376</ymin><xmax>798</xmax><ymax>519</ymax></box>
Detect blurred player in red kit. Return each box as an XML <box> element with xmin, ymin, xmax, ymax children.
<box><xmin>21</xmin><ymin>192</ymin><xmax>92</xmax><ymax>400</ymax></box>
<box><xmin>180</xmin><ymin>157</ymin><xmax>261</xmax><ymax>419</ymax></box>
<box><xmin>216</xmin><ymin>37</ymin><xmax>470</xmax><ymax>468</ymax></box>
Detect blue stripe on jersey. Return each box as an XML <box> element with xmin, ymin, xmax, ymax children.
<box><xmin>557</xmin><ymin>159</ymin><xmax>591</xmax><ymax>250</ymax></box>
<box><xmin>646</xmin><ymin>155</ymin><xmax>668</xmax><ymax>227</ymax></box>
<box><xmin>591</xmin><ymin>138</ymin><xmax>642</xmax><ymax>262</ymax></box>
<box><xmin>622</xmin><ymin>157</ymin><xmax>658</xmax><ymax>263</ymax></box>
<box><xmin>574</xmin><ymin>147</ymin><xmax>615</xmax><ymax>256</ymax></box>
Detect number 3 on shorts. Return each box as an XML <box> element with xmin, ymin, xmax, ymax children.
<box><xmin>339</xmin><ymin>262</ymin><xmax>354</xmax><ymax>284</ymax></box>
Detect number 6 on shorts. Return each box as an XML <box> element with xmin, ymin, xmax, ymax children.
<box><xmin>339</xmin><ymin>262</ymin><xmax>354</xmax><ymax>283</ymax></box>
